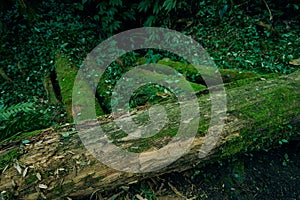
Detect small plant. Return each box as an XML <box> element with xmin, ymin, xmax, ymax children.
<box><xmin>137</xmin><ymin>184</ymin><xmax>156</xmax><ymax>200</ymax></box>
<box><xmin>278</xmin><ymin>139</ymin><xmax>288</xmax><ymax>145</ymax></box>
<box><xmin>282</xmin><ymin>153</ymin><xmax>289</xmax><ymax>166</ymax></box>
<box><xmin>0</xmin><ymin>101</ymin><xmax>64</xmax><ymax>141</ymax></box>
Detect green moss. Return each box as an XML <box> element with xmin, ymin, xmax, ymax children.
<box><xmin>219</xmin><ymin>69</ymin><xmax>259</xmax><ymax>83</ymax></box>
<box><xmin>55</xmin><ymin>54</ymin><xmax>76</xmax><ymax>102</ymax></box>
<box><xmin>157</xmin><ymin>59</ymin><xmax>265</xmax><ymax>86</ymax></box>
<box><xmin>0</xmin><ymin>148</ymin><xmax>19</xmax><ymax>171</ymax></box>
<box><xmin>134</xmin><ymin>57</ymin><xmax>147</xmax><ymax>65</ymax></box>
<box><xmin>55</xmin><ymin>53</ymin><xmax>78</xmax><ymax>121</ymax></box>
<box><xmin>158</xmin><ymin>60</ymin><xmax>203</xmax><ymax>83</ymax></box>
<box><xmin>224</xmin><ymin>73</ymin><xmax>279</xmax><ymax>90</ymax></box>
<box><xmin>2</xmin><ymin>129</ymin><xmax>42</xmax><ymax>143</ymax></box>
<box><xmin>0</xmin><ymin>190</ymin><xmax>14</xmax><ymax>200</ymax></box>
<box><xmin>219</xmin><ymin>73</ymin><xmax>299</xmax><ymax>158</ymax></box>
<box><xmin>24</xmin><ymin>173</ymin><xmax>37</xmax><ymax>185</ymax></box>
<box><xmin>220</xmin><ymin>139</ymin><xmax>247</xmax><ymax>158</ymax></box>
<box><xmin>189</xmin><ymin>82</ymin><xmax>207</xmax><ymax>93</ymax></box>
<box><xmin>55</xmin><ymin>53</ymin><xmax>105</xmax><ymax>121</ymax></box>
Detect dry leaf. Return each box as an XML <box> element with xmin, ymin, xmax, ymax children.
<box><xmin>54</xmin><ymin>155</ymin><xmax>65</xmax><ymax>159</ymax></box>
<box><xmin>183</xmin><ymin>118</ymin><xmax>193</xmax><ymax>124</ymax></box>
<box><xmin>289</xmin><ymin>58</ymin><xmax>300</xmax><ymax>66</ymax></box>
<box><xmin>23</xmin><ymin>167</ymin><xmax>28</xmax><ymax>177</ymax></box>
<box><xmin>13</xmin><ymin>162</ymin><xmax>22</xmax><ymax>174</ymax></box>
<box><xmin>135</xmin><ymin>194</ymin><xmax>147</xmax><ymax>200</ymax></box>
<box><xmin>36</xmin><ymin>172</ymin><xmax>42</xmax><ymax>181</ymax></box>
<box><xmin>168</xmin><ymin>182</ymin><xmax>185</xmax><ymax>198</ymax></box>
<box><xmin>2</xmin><ymin>165</ymin><xmax>9</xmax><ymax>173</ymax></box>
<box><xmin>11</xmin><ymin>179</ymin><xmax>16</xmax><ymax>187</ymax></box>
<box><xmin>55</xmin><ymin>168</ymin><xmax>65</xmax><ymax>175</ymax></box>
<box><xmin>38</xmin><ymin>184</ymin><xmax>48</xmax><ymax>189</ymax></box>
<box><xmin>156</xmin><ymin>92</ymin><xmax>172</xmax><ymax>98</ymax></box>
<box><xmin>67</xmin><ymin>151</ymin><xmax>75</xmax><ymax>155</ymax></box>
<box><xmin>40</xmin><ymin>192</ymin><xmax>47</xmax><ymax>199</ymax></box>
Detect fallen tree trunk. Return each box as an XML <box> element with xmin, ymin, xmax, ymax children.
<box><xmin>0</xmin><ymin>70</ymin><xmax>299</xmax><ymax>199</ymax></box>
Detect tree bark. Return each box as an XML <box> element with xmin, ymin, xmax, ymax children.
<box><xmin>0</xmin><ymin>70</ymin><xmax>299</xmax><ymax>200</ymax></box>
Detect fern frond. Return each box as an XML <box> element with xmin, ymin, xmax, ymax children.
<box><xmin>0</xmin><ymin>102</ymin><xmax>35</xmax><ymax>121</ymax></box>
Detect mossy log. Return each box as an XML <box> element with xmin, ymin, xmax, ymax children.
<box><xmin>54</xmin><ymin>53</ymin><xmax>105</xmax><ymax>121</ymax></box>
<box><xmin>0</xmin><ymin>70</ymin><xmax>299</xmax><ymax>199</ymax></box>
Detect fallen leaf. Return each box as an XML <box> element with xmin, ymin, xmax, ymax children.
<box><xmin>23</xmin><ymin>167</ymin><xmax>28</xmax><ymax>177</ymax></box>
<box><xmin>54</xmin><ymin>155</ymin><xmax>65</xmax><ymax>159</ymax></box>
<box><xmin>55</xmin><ymin>168</ymin><xmax>66</xmax><ymax>175</ymax></box>
<box><xmin>168</xmin><ymin>182</ymin><xmax>185</xmax><ymax>198</ymax></box>
<box><xmin>183</xmin><ymin>118</ymin><xmax>193</xmax><ymax>124</ymax></box>
<box><xmin>40</xmin><ymin>192</ymin><xmax>47</xmax><ymax>199</ymax></box>
<box><xmin>11</xmin><ymin>179</ymin><xmax>16</xmax><ymax>187</ymax></box>
<box><xmin>156</xmin><ymin>92</ymin><xmax>172</xmax><ymax>98</ymax></box>
<box><xmin>13</xmin><ymin>162</ymin><xmax>22</xmax><ymax>174</ymax></box>
<box><xmin>36</xmin><ymin>172</ymin><xmax>42</xmax><ymax>181</ymax></box>
<box><xmin>67</xmin><ymin>151</ymin><xmax>75</xmax><ymax>155</ymax></box>
<box><xmin>289</xmin><ymin>58</ymin><xmax>300</xmax><ymax>66</ymax></box>
<box><xmin>38</xmin><ymin>184</ymin><xmax>48</xmax><ymax>189</ymax></box>
<box><xmin>2</xmin><ymin>165</ymin><xmax>9</xmax><ymax>173</ymax></box>
<box><xmin>135</xmin><ymin>194</ymin><xmax>147</xmax><ymax>200</ymax></box>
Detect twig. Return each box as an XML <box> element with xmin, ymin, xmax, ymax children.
<box><xmin>262</xmin><ymin>0</ymin><xmax>273</xmax><ymax>21</ymax></box>
<box><xmin>235</xmin><ymin>0</ymin><xmax>251</xmax><ymax>8</ymax></box>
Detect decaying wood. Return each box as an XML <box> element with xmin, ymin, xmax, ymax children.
<box><xmin>0</xmin><ymin>70</ymin><xmax>299</xmax><ymax>199</ymax></box>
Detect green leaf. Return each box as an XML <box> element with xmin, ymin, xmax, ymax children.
<box><xmin>138</xmin><ymin>0</ymin><xmax>151</xmax><ymax>12</ymax></box>
<box><xmin>61</xmin><ymin>132</ymin><xmax>70</xmax><ymax>138</ymax></box>
<box><xmin>144</xmin><ymin>15</ymin><xmax>157</xmax><ymax>26</ymax></box>
<box><xmin>22</xmin><ymin>140</ymin><xmax>30</xmax><ymax>144</ymax></box>
<box><xmin>109</xmin><ymin>0</ymin><xmax>122</xmax><ymax>7</ymax></box>
<box><xmin>163</xmin><ymin>0</ymin><xmax>177</xmax><ymax>12</ymax></box>
<box><xmin>281</xmin><ymin>139</ymin><xmax>288</xmax><ymax>143</ymax></box>
<box><xmin>153</xmin><ymin>1</ymin><xmax>161</xmax><ymax>14</ymax></box>
<box><xmin>94</xmin><ymin>15</ymin><xmax>100</xmax><ymax>21</ymax></box>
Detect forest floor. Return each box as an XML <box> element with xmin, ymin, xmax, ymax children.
<box><xmin>99</xmin><ymin>141</ymin><xmax>300</xmax><ymax>200</ymax></box>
